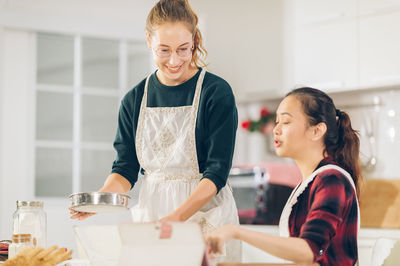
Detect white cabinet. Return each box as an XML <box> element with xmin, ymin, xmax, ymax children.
<box><xmin>293</xmin><ymin>0</ymin><xmax>358</xmax><ymax>92</ymax></box>
<box><xmin>294</xmin><ymin>19</ymin><xmax>358</xmax><ymax>91</ymax></box>
<box><xmin>292</xmin><ymin>0</ymin><xmax>400</xmax><ymax>92</ymax></box>
<box><xmin>359</xmin><ymin>11</ymin><xmax>400</xmax><ymax>88</ymax></box>
<box><xmin>294</xmin><ymin>0</ymin><xmax>356</xmax><ymax>25</ymax></box>
<box><xmin>357</xmin><ymin>228</ymin><xmax>400</xmax><ymax>266</ymax></box>
<box><xmin>359</xmin><ymin>0</ymin><xmax>400</xmax><ymax>16</ymax></box>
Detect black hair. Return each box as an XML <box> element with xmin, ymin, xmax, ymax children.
<box><xmin>286</xmin><ymin>87</ymin><xmax>362</xmax><ymax>196</ymax></box>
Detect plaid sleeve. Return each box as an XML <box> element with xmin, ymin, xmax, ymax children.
<box><xmin>299</xmin><ymin>171</ymin><xmax>348</xmax><ymax>262</ymax></box>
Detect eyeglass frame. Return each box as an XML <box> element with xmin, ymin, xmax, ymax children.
<box><xmin>152</xmin><ymin>43</ymin><xmax>194</xmax><ymax>59</ymax></box>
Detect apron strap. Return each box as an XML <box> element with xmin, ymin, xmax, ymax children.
<box><xmin>192</xmin><ymin>68</ymin><xmax>206</xmax><ymax>110</ymax></box>
<box><xmin>279</xmin><ymin>164</ymin><xmax>361</xmax><ymax>237</ymax></box>
<box><xmin>140</xmin><ymin>73</ymin><xmax>152</xmax><ymax>110</ymax></box>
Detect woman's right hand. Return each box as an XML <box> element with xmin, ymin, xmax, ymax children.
<box><xmin>69</xmin><ymin>207</ymin><xmax>96</xmax><ymax>220</ymax></box>
<box><xmin>68</xmin><ymin>173</ymin><xmax>131</xmax><ymax>220</ymax></box>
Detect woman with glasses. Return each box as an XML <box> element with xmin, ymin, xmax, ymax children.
<box><xmin>206</xmin><ymin>87</ymin><xmax>362</xmax><ymax>266</ymax></box>
<box><xmin>70</xmin><ymin>0</ymin><xmax>241</xmax><ymax>262</ymax></box>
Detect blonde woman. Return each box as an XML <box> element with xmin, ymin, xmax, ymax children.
<box><xmin>70</xmin><ymin>0</ymin><xmax>241</xmax><ymax>262</ymax></box>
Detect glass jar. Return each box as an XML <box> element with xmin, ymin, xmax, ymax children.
<box><xmin>8</xmin><ymin>233</ymin><xmax>33</xmax><ymax>259</ymax></box>
<box><xmin>12</xmin><ymin>201</ymin><xmax>47</xmax><ymax>248</ymax></box>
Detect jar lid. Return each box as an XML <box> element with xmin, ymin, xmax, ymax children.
<box><xmin>12</xmin><ymin>234</ymin><xmax>32</xmax><ymax>243</ymax></box>
<box><xmin>16</xmin><ymin>201</ymin><xmax>43</xmax><ymax>207</ymax></box>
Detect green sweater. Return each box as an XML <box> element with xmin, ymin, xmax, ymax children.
<box><xmin>111</xmin><ymin>68</ymin><xmax>238</xmax><ymax>192</ymax></box>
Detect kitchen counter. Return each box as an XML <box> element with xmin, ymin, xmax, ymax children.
<box><xmin>239</xmin><ymin>225</ymin><xmax>400</xmax><ymax>266</ymax></box>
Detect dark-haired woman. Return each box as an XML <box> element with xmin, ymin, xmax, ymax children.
<box><xmin>69</xmin><ymin>0</ymin><xmax>241</xmax><ymax>262</ymax></box>
<box><xmin>206</xmin><ymin>87</ymin><xmax>361</xmax><ymax>266</ymax></box>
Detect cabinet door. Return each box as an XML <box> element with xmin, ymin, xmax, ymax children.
<box><xmin>294</xmin><ymin>19</ymin><xmax>358</xmax><ymax>92</ymax></box>
<box><xmin>294</xmin><ymin>0</ymin><xmax>356</xmax><ymax>25</ymax></box>
<box><xmin>359</xmin><ymin>0</ymin><xmax>400</xmax><ymax>16</ymax></box>
<box><xmin>359</xmin><ymin>11</ymin><xmax>400</xmax><ymax>88</ymax></box>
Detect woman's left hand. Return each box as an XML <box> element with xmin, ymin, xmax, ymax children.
<box><xmin>205</xmin><ymin>224</ymin><xmax>238</xmax><ymax>254</ymax></box>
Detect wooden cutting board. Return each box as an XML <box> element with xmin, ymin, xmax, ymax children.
<box><xmin>359</xmin><ymin>179</ymin><xmax>400</xmax><ymax>228</ymax></box>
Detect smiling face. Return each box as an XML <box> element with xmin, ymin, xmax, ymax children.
<box><xmin>146</xmin><ymin>22</ymin><xmax>197</xmax><ymax>86</ymax></box>
<box><xmin>273</xmin><ymin>95</ymin><xmax>316</xmax><ymax>160</ymax></box>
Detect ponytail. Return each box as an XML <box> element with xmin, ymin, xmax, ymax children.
<box><xmin>286</xmin><ymin>87</ymin><xmax>363</xmax><ymax>196</ymax></box>
<box><xmin>146</xmin><ymin>0</ymin><xmax>208</xmax><ymax>68</ymax></box>
<box><xmin>332</xmin><ymin>110</ymin><xmax>362</xmax><ymax>196</ymax></box>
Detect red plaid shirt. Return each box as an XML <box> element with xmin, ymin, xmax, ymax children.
<box><xmin>289</xmin><ymin>158</ymin><xmax>358</xmax><ymax>266</ymax></box>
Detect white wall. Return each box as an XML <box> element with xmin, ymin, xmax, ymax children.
<box><xmin>191</xmin><ymin>0</ymin><xmax>284</xmax><ymax>99</ymax></box>
<box><xmin>190</xmin><ymin>0</ymin><xmax>286</xmax><ymax>165</ymax></box>
<box><xmin>0</xmin><ymin>29</ymin><xmax>36</xmax><ymax>239</ymax></box>
<box><xmin>0</xmin><ymin>0</ymin><xmax>157</xmax><ymax>40</ymax></box>
<box><xmin>0</xmin><ymin>26</ymin><xmax>4</xmax><ymax>237</ymax></box>
<box><xmin>282</xmin><ymin>0</ymin><xmax>295</xmax><ymax>92</ymax></box>
<box><xmin>331</xmin><ymin>88</ymin><xmax>400</xmax><ymax>179</ymax></box>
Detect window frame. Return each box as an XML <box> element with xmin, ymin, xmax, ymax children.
<box><xmin>34</xmin><ymin>32</ymin><xmax>152</xmax><ymax>199</ymax></box>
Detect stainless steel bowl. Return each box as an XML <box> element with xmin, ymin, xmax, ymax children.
<box><xmin>69</xmin><ymin>192</ymin><xmax>131</xmax><ymax>213</ymax></box>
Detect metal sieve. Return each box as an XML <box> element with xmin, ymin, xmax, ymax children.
<box><xmin>69</xmin><ymin>192</ymin><xmax>130</xmax><ymax>213</ymax></box>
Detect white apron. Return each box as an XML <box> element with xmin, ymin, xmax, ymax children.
<box><xmin>132</xmin><ymin>69</ymin><xmax>241</xmax><ymax>262</ymax></box>
<box><xmin>279</xmin><ymin>164</ymin><xmax>360</xmax><ymax>263</ymax></box>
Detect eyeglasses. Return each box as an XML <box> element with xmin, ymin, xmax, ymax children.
<box><xmin>153</xmin><ymin>45</ymin><xmax>193</xmax><ymax>58</ymax></box>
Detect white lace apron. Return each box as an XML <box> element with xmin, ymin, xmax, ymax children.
<box><xmin>132</xmin><ymin>69</ymin><xmax>241</xmax><ymax>262</ymax></box>
<box><xmin>278</xmin><ymin>164</ymin><xmax>360</xmax><ymax>264</ymax></box>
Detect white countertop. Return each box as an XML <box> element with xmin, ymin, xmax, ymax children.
<box><xmin>240</xmin><ymin>224</ymin><xmax>400</xmax><ymax>238</ymax></box>
<box><xmin>239</xmin><ymin>225</ymin><xmax>400</xmax><ymax>266</ymax></box>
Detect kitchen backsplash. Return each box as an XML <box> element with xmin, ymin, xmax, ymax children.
<box><xmin>234</xmin><ymin>87</ymin><xmax>400</xmax><ymax>180</ymax></box>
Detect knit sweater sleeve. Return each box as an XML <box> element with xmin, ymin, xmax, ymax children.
<box><xmin>110</xmin><ymin>89</ymin><xmax>142</xmax><ymax>188</ymax></box>
<box><xmin>200</xmin><ymin>78</ymin><xmax>238</xmax><ymax>193</ymax></box>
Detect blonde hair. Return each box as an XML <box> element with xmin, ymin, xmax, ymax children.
<box><xmin>146</xmin><ymin>0</ymin><xmax>208</xmax><ymax>68</ymax></box>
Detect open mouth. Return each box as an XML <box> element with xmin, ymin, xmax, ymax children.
<box><xmin>274</xmin><ymin>139</ymin><xmax>282</xmax><ymax>148</ymax></box>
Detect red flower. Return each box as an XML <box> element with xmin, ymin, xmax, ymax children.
<box><xmin>241</xmin><ymin>120</ymin><xmax>251</xmax><ymax>130</ymax></box>
<box><xmin>260</xmin><ymin>107</ymin><xmax>270</xmax><ymax>117</ymax></box>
